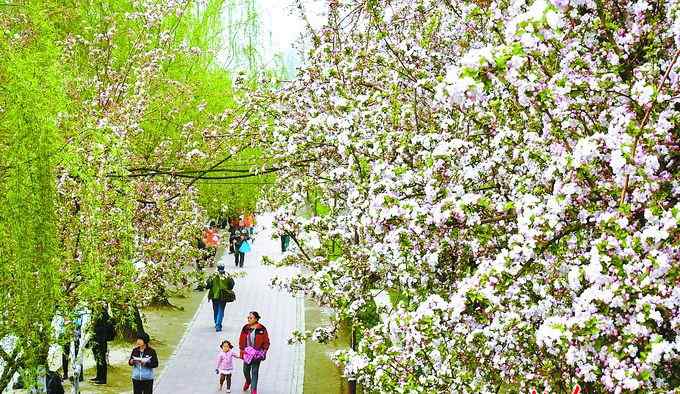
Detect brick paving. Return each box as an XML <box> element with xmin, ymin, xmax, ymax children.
<box><xmin>155</xmin><ymin>214</ymin><xmax>305</xmax><ymax>394</ymax></box>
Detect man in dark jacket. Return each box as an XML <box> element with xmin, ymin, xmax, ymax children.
<box><xmin>89</xmin><ymin>308</ymin><xmax>113</xmax><ymax>384</ymax></box>
<box><xmin>206</xmin><ymin>265</ymin><xmax>235</xmax><ymax>332</ymax></box>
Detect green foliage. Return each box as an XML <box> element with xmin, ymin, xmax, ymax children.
<box><xmin>0</xmin><ymin>0</ymin><xmax>274</xmax><ymax>388</ymax></box>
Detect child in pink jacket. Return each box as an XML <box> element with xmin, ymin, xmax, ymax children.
<box><xmin>215</xmin><ymin>340</ymin><xmax>240</xmax><ymax>392</ymax></box>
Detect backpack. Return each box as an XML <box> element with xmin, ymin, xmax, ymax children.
<box><xmin>95</xmin><ymin>313</ymin><xmax>115</xmax><ymax>342</ymax></box>
<box><xmin>103</xmin><ymin>320</ymin><xmax>116</xmax><ymax>342</ymax></box>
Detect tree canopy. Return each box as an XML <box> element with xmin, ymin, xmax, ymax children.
<box><xmin>259</xmin><ymin>0</ymin><xmax>680</xmax><ymax>392</ymax></box>
<box><xmin>0</xmin><ymin>0</ymin><xmax>273</xmax><ymax>389</ymax></box>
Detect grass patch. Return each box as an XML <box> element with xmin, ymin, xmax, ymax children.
<box><xmin>304</xmin><ymin>299</ymin><xmax>361</xmax><ymax>394</ymax></box>
<box><xmin>65</xmin><ymin>290</ymin><xmax>205</xmax><ymax>394</ymax></box>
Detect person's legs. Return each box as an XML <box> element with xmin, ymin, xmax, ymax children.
<box><xmin>91</xmin><ymin>341</ymin><xmax>107</xmax><ymax>382</ymax></box>
<box><xmin>238</xmin><ymin>252</ymin><xmax>245</xmax><ymax>267</ymax></box>
<box><xmin>216</xmin><ymin>301</ymin><xmax>226</xmax><ymax>331</ymax></box>
<box><xmin>62</xmin><ymin>343</ymin><xmax>69</xmax><ymax>379</ymax></box>
<box><xmin>219</xmin><ymin>374</ymin><xmax>225</xmax><ymax>389</ymax></box>
<box><xmin>211</xmin><ymin>299</ymin><xmax>219</xmax><ymax>327</ymax></box>
<box><xmin>74</xmin><ymin>336</ymin><xmax>83</xmax><ymax>382</ymax></box>
<box><xmin>250</xmin><ymin>360</ymin><xmax>261</xmax><ymax>390</ymax></box>
<box><xmin>132</xmin><ymin>379</ymin><xmax>143</xmax><ymax>394</ymax></box>
<box><xmin>142</xmin><ymin>379</ymin><xmax>153</xmax><ymax>394</ymax></box>
<box><xmin>243</xmin><ymin>362</ymin><xmax>251</xmax><ymax>389</ymax></box>
<box><xmin>234</xmin><ymin>250</ymin><xmax>239</xmax><ymax>267</ymax></box>
<box><xmin>99</xmin><ymin>341</ymin><xmax>108</xmax><ymax>383</ymax></box>
<box><xmin>225</xmin><ymin>373</ymin><xmax>232</xmax><ymax>390</ymax></box>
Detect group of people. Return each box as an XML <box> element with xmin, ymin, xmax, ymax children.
<box><xmin>204</xmin><ymin>213</ymin><xmax>270</xmax><ymax>394</ymax></box>
<box><xmin>198</xmin><ymin>214</ymin><xmax>256</xmax><ymax>272</ymax></box>
<box><xmin>46</xmin><ymin>213</ymin><xmax>268</xmax><ymax>394</ymax></box>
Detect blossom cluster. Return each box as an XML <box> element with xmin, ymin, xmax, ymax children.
<box><xmin>261</xmin><ymin>0</ymin><xmax>680</xmax><ymax>392</ymax></box>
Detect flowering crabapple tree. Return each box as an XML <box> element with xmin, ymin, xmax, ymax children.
<box><xmin>259</xmin><ymin>0</ymin><xmax>680</xmax><ymax>392</ymax></box>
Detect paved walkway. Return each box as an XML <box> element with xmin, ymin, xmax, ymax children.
<box><xmin>155</xmin><ymin>213</ymin><xmax>305</xmax><ymax>394</ymax></box>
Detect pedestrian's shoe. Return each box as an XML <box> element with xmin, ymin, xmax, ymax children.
<box><xmin>226</xmin><ymin>389</ymin><xmax>231</xmax><ymax>393</ymax></box>
<box><xmin>88</xmin><ymin>377</ymin><xmax>99</xmax><ymax>382</ymax></box>
<box><xmin>92</xmin><ymin>379</ymin><xmax>106</xmax><ymax>385</ymax></box>
<box><xmin>243</xmin><ymin>382</ymin><xmax>250</xmax><ymax>391</ymax></box>
<box><xmin>252</xmin><ymin>389</ymin><xmax>257</xmax><ymax>394</ymax></box>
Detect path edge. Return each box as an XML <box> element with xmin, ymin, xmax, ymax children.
<box><xmin>291</xmin><ymin>293</ymin><xmax>306</xmax><ymax>394</ymax></box>
<box><xmin>153</xmin><ymin>291</ymin><xmax>207</xmax><ymax>388</ymax></box>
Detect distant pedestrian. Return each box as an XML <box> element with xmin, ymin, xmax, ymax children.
<box><xmin>215</xmin><ymin>340</ymin><xmax>240</xmax><ymax>392</ymax></box>
<box><xmin>88</xmin><ymin>307</ymin><xmax>115</xmax><ymax>385</ymax></box>
<box><xmin>203</xmin><ymin>222</ymin><xmax>220</xmax><ymax>267</ymax></box>
<box><xmin>60</xmin><ymin>313</ymin><xmax>85</xmax><ymax>382</ymax></box>
<box><xmin>239</xmin><ymin>311</ymin><xmax>270</xmax><ymax>394</ymax></box>
<box><xmin>280</xmin><ymin>233</ymin><xmax>291</xmax><ymax>252</ymax></box>
<box><xmin>128</xmin><ymin>332</ymin><xmax>159</xmax><ymax>394</ymax></box>
<box><xmin>228</xmin><ymin>225</ymin><xmax>239</xmax><ymax>255</ymax></box>
<box><xmin>206</xmin><ymin>265</ymin><xmax>236</xmax><ymax>332</ymax></box>
<box><xmin>243</xmin><ymin>214</ymin><xmax>255</xmax><ymax>236</ymax></box>
<box><xmin>232</xmin><ymin>232</ymin><xmax>251</xmax><ymax>268</ymax></box>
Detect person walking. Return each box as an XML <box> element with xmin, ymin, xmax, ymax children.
<box><xmin>89</xmin><ymin>307</ymin><xmax>114</xmax><ymax>385</ymax></box>
<box><xmin>203</xmin><ymin>222</ymin><xmax>220</xmax><ymax>267</ymax></box>
<box><xmin>232</xmin><ymin>232</ymin><xmax>251</xmax><ymax>268</ymax></box>
<box><xmin>195</xmin><ymin>235</ymin><xmax>207</xmax><ymax>291</ymax></box>
<box><xmin>239</xmin><ymin>311</ymin><xmax>270</xmax><ymax>394</ymax></box>
<box><xmin>215</xmin><ymin>340</ymin><xmax>240</xmax><ymax>392</ymax></box>
<box><xmin>280</xmin><ymin>233</ymin><xmax>291</xmax><ymax>253</ymax></box>
<box><xmin>228</xmin><ymin>225</ymin><xmax>239</xmax><ymax>255</ymax></box>
<box><xmin>61</xmin><ymin>314</ymin><xmax>85</xmax><ymax>382</ymax></box>
<box><xmin>128</xmin><ymin>332</ymin><xmax>159</xmax><ymax>394</ymax></box>
<box><xmin>206</xmin><ymin>265</ymin><xmax>236</xmax><ymax>332</ymax></box>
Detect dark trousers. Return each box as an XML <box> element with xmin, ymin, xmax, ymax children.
<box><xmin>211</xmin><ymin>300</ymin><xmax>226</xmax><ymax>330</ymax></box>
<box><xmin>92</xmin><ymin>341</ymin><xmax>107</xmax><ymax>383</ymax></box>
<box><xmin>281</xmin><ymin>234</ymin><xmax>291</xmax><ymax>252</ymax></box>
<box><xmin>234</xmin><ymin>252</ymin><xmax>245</xmax><ymax>267</ymax></box>
<box><xmin>243</xmin><ymin>360</ymin><xmax>261</xmax><ymax>389</ymax></box>
<box><xmin>132</xmin><ymin>379</ymin><xmax>153</xmax><ymax>394</ymax></box>
<box><xmin>62</xmin><ymin>338</ymin><xmax>83</xmax><ymax>381</ymax></box>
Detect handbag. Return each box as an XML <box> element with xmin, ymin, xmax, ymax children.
<box><xmin>243</xmin><ymin>346</ymin><xmax>266</xmax><ymax>364</ymax></box>
<box><xmin>223</xmin><ymin>289</ymin><xmax>236</xmax><ymax>303</ymax></box>
<box><xmin>238</xmin><ymin>240</ymin><xmax>251</xmax><ymax>253</ymax></box>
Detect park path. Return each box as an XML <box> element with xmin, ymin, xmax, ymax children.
<box><xmin>155</xmin><ymin>213</ymin><xmax>305</xmax><ymax>394</ymax></box>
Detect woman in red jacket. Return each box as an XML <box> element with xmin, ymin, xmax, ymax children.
<box><xmin>239</xmin><ymin>311</ymin><xmax>270</xmax><ymax>394</ymax></box>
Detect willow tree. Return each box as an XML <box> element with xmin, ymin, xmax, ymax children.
<box><xmin>0</xmin><ymin>0</ymin><xmax>274</xmax><ymax>389</ymax></box>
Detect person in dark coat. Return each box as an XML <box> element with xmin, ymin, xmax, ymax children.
<box><xmin>232</xmin><ymin>232</ymin><xmax>251</xmax><ymax>268</ymax></box>
<box><xmin>128</xmin><ymin>332</ymin><xmax>159</xmax><ymax>394</ymax></box>
<box><xmin>89</xmin><ymin>308</ymin><xmax>113</xmax><ymax>384</ymax></box>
